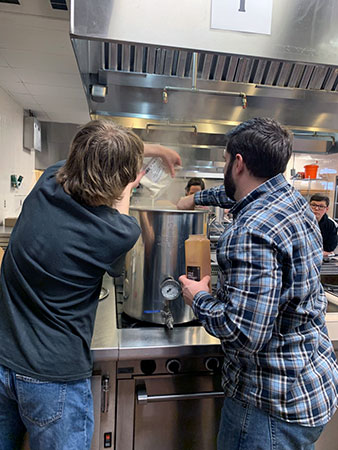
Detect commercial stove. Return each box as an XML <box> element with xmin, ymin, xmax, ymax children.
<box><xmin>91</xmin><ymin>274</ymin><xmax>223</xmax><ymax>450</ymax></box>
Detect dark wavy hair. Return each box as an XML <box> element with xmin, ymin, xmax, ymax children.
<box><xmin>185</xmin><ymin>177</ymin><xmax>205</xmax><ymax>194</ymax></box>
<box><xmin>225</xmin><ymin>117</ymin><xmax>293</xmax><ymax>178</ymax></box>
<box><xmin>56</xmin><ymin>120</ymin><xmax>144</xmax><ymax>206</ymax></box>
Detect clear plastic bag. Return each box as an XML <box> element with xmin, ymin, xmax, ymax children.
<box><xmin>141</xmin><ymin>157</ymin><xmax>172</xmax><ymax>199</ymax></box>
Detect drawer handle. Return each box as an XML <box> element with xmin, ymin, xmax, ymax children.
<box><xmin>137</xmin><ymin>386</ymin><xmax>224</xmax><ymax>405</ymax></box>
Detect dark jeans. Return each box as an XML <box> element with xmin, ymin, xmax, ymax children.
<box><xmin>217</xmin><ymin>396</ymin><xmax>325</xmax><ymax>450</ymax></box>
<box><xmin>0</xmin><ymin>364</ymin><xmax>94</xmax><ymax>450</ymax></box>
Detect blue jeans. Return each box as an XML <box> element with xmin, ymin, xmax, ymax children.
<box><xmin>0</xmin><ymin>364</ymin><xmax>94</xmax><ymax>450</ymax></box>
<box><xmin>217</xmin><ymin>397</ymin><xmax>325</xmax><ymax>450</ymax></box>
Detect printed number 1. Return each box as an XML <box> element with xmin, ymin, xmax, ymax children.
<box><xmin>239</xmin><ymin>0</ymin><xmax>246</xmax><ymax>12</ymax></box>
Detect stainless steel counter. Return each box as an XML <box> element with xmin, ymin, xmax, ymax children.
<box><xmin>92</xmin><ymin>275</ymin><xmax>338</xmax><ymax>363</ymax></box>
<box><xmin>91</xmin><ymin>275</ymin><xmax>119</xmax><ymax>361</ymax></box>
<box><xmin>91</xmin><ymin>274</ymin><xmax>220</xmax><ymax>362</ymax></box>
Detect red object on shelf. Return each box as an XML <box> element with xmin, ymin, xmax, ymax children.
<box><xmin>304</xmin><ymin>164</ymin><xmax>319</xmax><ymax>179</ymax></box>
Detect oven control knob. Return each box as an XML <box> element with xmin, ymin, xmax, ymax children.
<box><xmin>205</xmin><ymin>357</ymin><xmax>221</xmax><ymax>372</ymax></box>
<box><xmin>166</xmin><ymin>359</ymin><xmax>181</xmax><ymax>374</ymax></box>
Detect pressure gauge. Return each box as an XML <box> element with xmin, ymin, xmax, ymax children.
<box><xmin>160</xmin><ymin>277</ymin><xmax>181</xmax><ymax>301</ymax></box>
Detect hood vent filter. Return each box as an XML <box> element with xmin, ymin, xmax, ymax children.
<box><xmin>104</xmin><ymin>42</ymin><xmax>338</xmax><ymax>92</ymax></box>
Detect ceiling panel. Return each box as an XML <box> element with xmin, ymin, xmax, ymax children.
<box><xmin>0</xmin><ymin>49</ymin><xmax>78</xmax><ymax>73</ymax></box>
<box><xmin>0</xmin><ymin>80</ymin><xmax>30</xmax><ymax>94</ymax></box>
<box><xmin>34</xmin><ymin>94</ymin><xmax>87</xmax><ymax>109</ymax></box>
<box><xmin>0</xmin><ymin>55</ymin><xmax>9</xmax><ymax>67</ymax></box>
<box><xmin>47</xmin><ymin>110</ymin><xmax>90</xmax><ymax>124</ymax></box>
<box><xmin>9</xmin><ymin>92</ymin><xmax>40</xmax><ymax>108</ymax></box>
<box><xmin>14</xmin><ymin>69</ymin><xmax>82</xmax><ymax>88</ymax></box>
<box><xmin>0</xmin><ymin>1</ymin><xmax>86</xmax><ymax>124</ymax></box>
<box><xmin>0</xmin><ymin>66</ymin><xmax>21</xmax><ymax>82</ymax></box>
<box><xmin>0</xmin><ymin>0</ymin><xmax>69</xmax><ymax>20</ymax></box>
<box><xmin>25</xmin><ymin>84</ymin><xmax>84</xmax><ymax>98</ymax></box>
<box><xmin>0</xmin><ymin>24</ymin><xmax>70</xmax><ymax>54</ymax></box>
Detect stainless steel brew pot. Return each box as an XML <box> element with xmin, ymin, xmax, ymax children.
<box><xmin>123</xmin><ymin>207</ymin><xmax>208</xmax><ymax>326</ymax></box>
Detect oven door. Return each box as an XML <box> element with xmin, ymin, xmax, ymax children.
<box><xmin>116</xmin><ymin>372</ymin><xmax>224</xmax><ymax>450</ymax></box>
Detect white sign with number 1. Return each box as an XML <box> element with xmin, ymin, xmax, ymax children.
<box><xmin>211</xmin><ymin>0</ymin><xmax>273</xmax><ymax>35</ymax></box>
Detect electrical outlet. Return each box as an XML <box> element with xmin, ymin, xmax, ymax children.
<box><xmin>3</xmin><ymin>200</ymin><xmax>6</xmax><ymax>208</ymax></box>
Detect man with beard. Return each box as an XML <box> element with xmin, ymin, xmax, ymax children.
<box><xmin>177</xmin><ymin>117</ymin><xmax>338</xmax><ymax>450</ymax></box>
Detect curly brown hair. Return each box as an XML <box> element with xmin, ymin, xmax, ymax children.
<box><xmin>56</xmin><ymin>120</ymin><xmax>144</xmax><ymax>207</ymax></box>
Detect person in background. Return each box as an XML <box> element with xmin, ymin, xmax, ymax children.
<box><xmin>309</xmin><ymin>193</ymin><xmax>337</xmax><ymax>256</ymax></box>
<box><xmin>185</xmin><ymin>177</ymin><xmax>205</xmax><ymax>196</ymax></box>
<box><xmin>177</xmin><ymin>117</ymin><xmax>338</xmax><ymax>450</ymax></box>
<box><xmin>0</xmin><ymin>119</ymin><xmax>181</xmax><ymax>450</ymax></box>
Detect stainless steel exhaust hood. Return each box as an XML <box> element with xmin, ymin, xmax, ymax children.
<box><xmin>70</xmin><ymin>0</ymin><xmax>338</xmax><ymax>154</ymax></box>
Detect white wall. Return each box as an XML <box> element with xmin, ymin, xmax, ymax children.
<box><xmin>0</xmin><ymin>87</ymin><xmax>35</xmax><ymax>224</ymax></box>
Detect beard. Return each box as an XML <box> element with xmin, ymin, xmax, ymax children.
<box><xmin>223</xmin><ymin>159</ymin><xmax>236</xmax><ymax>201</ymax></box>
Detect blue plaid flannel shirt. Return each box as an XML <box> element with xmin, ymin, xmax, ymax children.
<box><xmin>194</xmin><ymin>173</ymin><xmax>338</xmax><ymax>426</ymax></box>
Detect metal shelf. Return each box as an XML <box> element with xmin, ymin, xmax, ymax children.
<box><xmin>292</xmin><ymin>177</ymin><xmax>330</xmax><ymax>201</ymax></box>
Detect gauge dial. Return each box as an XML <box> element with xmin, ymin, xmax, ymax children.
<box><xmin>160</xmin><ymin>278</ymin><xmax>181</xmax><ymax>301</ymax></box>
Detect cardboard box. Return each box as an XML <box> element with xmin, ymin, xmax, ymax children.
<box><xmin>4</xmin><ymin>217</ymin><xmax>17</xmax><ymax>227</ymax></box>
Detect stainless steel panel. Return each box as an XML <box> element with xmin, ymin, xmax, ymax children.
<box><xmin>234</xmin><ymin>57</ymin><xmax>250</xmax><ymax>83</ymax></box>
<box><xmin>115</xmin><ymin>379</ymin><xmax>135</xmax><ymax>450</ymax></box>
<box><xmin>252</xmin><ymin>59</ymin><xmax>267</xmax><ymax>84</ymax></box>
<box><xmin>122</xmin><ymin>44</ymin><xmax>130</xmax><ymax>72</ymax></box>
<box><xmin>91</xmin><ymin>79</ymin><xmax>338</xmax><ymax>133</ymax></box>
<box><xmin>298</xmin><ymin>65</ymin><xmax>315</xmax><ymax>89</ymax></box>
<box><xmin>95</xmin><ymin>39</ymin><xmax>337</xmax><ymax>92</ymax></box>
<box><xmin>71</xmin><ymin>0</ymin><xmax>338</xmax><ymax>134</ymax></box>
<box><xmin>276</xmin><ymin>62</ymin><xmax>293</xmax><ymax>87</ymax></box>
<box><xmin>308</xmin><ymin>65</ymin><xmax>328</xmax><ymax>90</ymax></box>
<box><xmin>71</xmin><ymin>0</ymin><xmax>338</xmax><ymax>66</ymax></box>
<box><xmin>134</xmin><ymin>45</ymin><xmax>143</xmax><ymax>73</ymax></box>
<box><xmin>176</xmin><ymin>51</ymin><xmax>187</xmax><ymax>78</ymax></box>
<box><xmin>241</xmin><ymin>57</ymin><xmax>254</xmax><ymax>84</ymax></box>
<box><xmin>201</xmin><ymin>53</ymin><xmax>213</xmax><ymax>80</ymax></box>
<box><xmin>147</xmin><ymin>47</ymin><xmax>156</xmax><ymax>74</ymax></box>
<box><xmin>154</xmin><ymin>48</ymin><xmax>165</xmax><ymax>75</ymax></box>
<box><xmin>91</xmin><ymin>362</ymin><xmax>117</xmax><ymax>450</ymax></box>
<box><xmin>133</xmin><ymin>375</ymin><xmax>223</xmax><ymax>450</ymax></box>
<box><xmin>118</xmin><ymin>327</ymin><xmax>221</xmax><ymax>361</ymax></box>
<box><xmin>324</xmin><ymin>68</ymin><xmax>338</xmax><ymax>92</ymax></box>
<box><xmin>264</xmin><ymin>61</ymin><xmax>281</xmax><ymax>86</ymax></box>
<box><xmin>91</xmin><ymin>274</ymin><xmax>119</xmax><ymax>361</ymax></box>
<box><xmin>213</xmin><ymin>54</ymin><xmax>226</xmax><ymax>81</ymax></box>
<box><xmin>287</xmin><ymin>63</ymin><xmax>305</xmax><ymax>88</ymax></box>
<box><xmin>163</xmin><ymin>49</ymin><xmax>173</xmax><ymax>76</ymax></box>
<box><xmin>225</xmin><ymin>56</ymin><xmax>239</xmax><ymax>82</ymax></box>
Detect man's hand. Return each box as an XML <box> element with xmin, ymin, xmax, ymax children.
<box><xmin>176</xmin><ymin>194</ymin><xmax>196</xmax><ymax>210</ymax></box>
<box><xmin>114</xmin><ymin>171</ymin><xmax>145</xmax><ymax>214</ymax></box>
<box><xmin>129</xmin><ymin>170</ymin><xmax>146</xmax><ymax>190</ymax></box>
<box><xmin>178</xmin><ymin>275</ymin><xmax>210</xmax><ymax>307</ymax></box>
<box><xmin>144</xmin><ymin>144</ymin><xmax>182</xmax><ymax>177</ymax></box>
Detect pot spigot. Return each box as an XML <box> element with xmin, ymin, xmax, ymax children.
<box><xmin>161</xmin><ymin>302</ymin><xmax>174</xmax><ymax>330</ymax></box>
